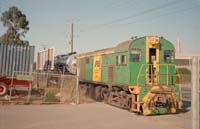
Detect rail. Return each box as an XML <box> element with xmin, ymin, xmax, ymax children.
<box><xmin>136</xmin><ymin>63</ymin><xmax>178</xmax><ymax>86</ymax></box>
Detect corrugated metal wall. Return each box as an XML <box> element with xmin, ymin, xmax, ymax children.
<box><xmin>36</xmin><ymin>48</ymin><xmax>54</xmax><ymax>71</ymax></box>
<box><xmin>0</xmin><ymin>43</ymin><xmax>35</xmax><ymax>77</ymax></box>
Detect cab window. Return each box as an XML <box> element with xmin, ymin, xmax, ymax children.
<box><xmin>116</xmin><ymin>56</ymin><xmax>121</xmax><ymax>65</ymax></box>
<box><xmin>121</xmin><ymin>55</ymin><xmax>127</xmax><ymax>65</ymax></box>
<box><xmin>164</xmin><ymin>50</ymin><xmax>174</xmax><ymax>62</ymax></box>
<box><xmin>116</xmin><ymin>55</ymin><xmax>127</xmax><ymax>65</ymax></box>
<box><xmin>130</xmin><ymin>48</ymin><xmax>141</xmax><ymax>62</ymax></box>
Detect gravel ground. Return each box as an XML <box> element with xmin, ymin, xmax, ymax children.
<box><xmin>0</xmin><ymin>102</ymin><xmax>192</xmax><ymax>129</ymax></box>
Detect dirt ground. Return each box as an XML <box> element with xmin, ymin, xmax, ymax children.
<box><xmin>0</xmin><ymin>102</ymin><xmax>192</xmax><ymax>129</ymax></box>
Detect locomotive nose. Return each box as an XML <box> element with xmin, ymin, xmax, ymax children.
<box><xmin>142</xmin><ymin>92</ymin><xmax>177</xmax><ymax>115</ymax></box>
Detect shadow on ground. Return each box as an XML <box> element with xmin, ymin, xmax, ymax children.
<box><xmin>177</xmin><ymin>100</ymin><xmax>190</xmax><ymax>114</ymax></box>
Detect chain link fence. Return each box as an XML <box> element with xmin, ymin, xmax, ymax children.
<box><xmin>33</xmin><ymin>72</ymin><xmax>77</xmax><ymax>104</ymax></box>
<box><xmin>0</xmin><ymin>72</ymin><xmax>83</xmax><ymax>104</ymax></box>
<box><xmin>176</xmin><ymin>56</ymin><xmax>200</xmax><ymax>129</ymax></box>
<box><xmin>178</xmin><ymin>74</ymin><xmax>191</xmax><ymax>101</ymax></box>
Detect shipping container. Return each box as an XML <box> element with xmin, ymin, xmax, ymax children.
<box><xmin>0</xmin><ymin>43</ymin><xmax>35</xmax><ymax>96</ymax></box>
<box><xmin>0</xmin><ymin>43</ymin><xmax>35</xmax><ymax>77</ymax></box>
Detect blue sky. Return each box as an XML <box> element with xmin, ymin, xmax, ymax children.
<box><xmin>0</xmin><ymin>0</ymin><xmax>199</xmax><ymax>55</ymax></box>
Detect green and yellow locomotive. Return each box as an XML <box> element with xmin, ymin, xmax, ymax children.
<box><xmin>77</xmin><ymin>36</ymin><xmax>182</xmax><ymax>115</ymax></box>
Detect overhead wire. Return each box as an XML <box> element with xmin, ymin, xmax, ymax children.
<box><xmin>78</xmin><ymin>0</ymin><xmax>140</xmax><ymax>23</ymax></box>
<box><xmin>106</xmin><ymin>0</ymin><xmax>127</xmax><ymax>8</ymax></box>
<box><xmin>105</xmin><ymin>0</ymin><xmax>147</xmax><ymax>12</ymax></box>
<box><xmin>125</xmin><ymin>4</ymin><xmax>199</xmax><ymax>26</ymax></box>
<box><xmin>79</xmin><ymin>0</ymin><xmax>185</xmax><ymax>33</ymax></box>
<box><xmin>91</xmin><ymin>5</ymin><xmax>199</xmax><ymax>40</ymax></box>
<box><xmin>106</xmin><ymin>0</ymin><xmax>137</xmax><ymax>9</ymax></box>
<box><xmin>119</xmin><ymin>0</ymin><xmax>199</xmax><ymax>26</ymax></box>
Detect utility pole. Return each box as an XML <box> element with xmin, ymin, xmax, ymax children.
<box><xmin>71</xmin><ymin>23</ymin><xmax>74</xmax><ymax>53</ymax></box>
<box><xmin>67</xmin><ymin>19</ymin><xmax>79</xmax><ymax>53</ymax></box>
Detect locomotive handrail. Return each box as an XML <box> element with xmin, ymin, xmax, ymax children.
<box><xmin>137</xmin><ymin>64</ymin><xmax>145</xmax><ymax>85</ymax></box>
<box><xmin>136</xmin><ymin>63</ymin><xmax>176</xmax><ymax>86</ymax></box>
<box><xmin>137</xmin><ymin>73</ymin><xmax>177</xmax><ymax>85</ymax></box>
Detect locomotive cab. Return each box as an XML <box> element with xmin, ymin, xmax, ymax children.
<box><xmin>129</xmin><ymin>36</ymin><xmax>182</xmax><ymax>115</ymax></box>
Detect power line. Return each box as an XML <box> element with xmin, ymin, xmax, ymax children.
<box><xmin>105</xmin><ymin>0</ymin><xmax>125</xmax><ymax>8</ymax></box>
<box><xmin>79</xmin><ymin>0</ymin><xmax>185</xmax><ymax>32</ymax></box>
<box><xmin>78</xmin><ymin>0</ymin><xmax>143</xmax><ymax>23</ymax></box>
<box><xmin>108</xmin><ymin>0</ymin><xmax>145</xmax><ymax>11</ymax></box>
<box><xmin>124</xmin><ymin>4</ymin><xmax>199</xmax><ymax>25</ymax></box>
<box><xmin>96</xmin><ymin>4</ymin><xmax>199</xmax><ymax>33</ymax></box>
<box><xmin>106</xmin><ymin>0</ymin><xmax>136</xmax><ymax>9</ymax></box>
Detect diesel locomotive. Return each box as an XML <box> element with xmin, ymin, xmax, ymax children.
<box><xmin>77</xmin><ymin>36</ymin><xmax>182</xmax><ymax>115</ymax></box>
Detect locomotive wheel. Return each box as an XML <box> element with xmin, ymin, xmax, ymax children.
<box><xmin>128</xmin><ymin>98</ymin><xmax>132</xmax><ymax>111</ymax></box>
<box><xmin>95</xmin><ymin>86</ymin><xmax>102</xmax><ymax>101</ymax></box>
<box><xmin>100</xmin><ymin>87</ymin><xmax>108</xmax><ymax>101</ymax></box>
<box><xmin>88</xmin><ymin>85</ymin><xmax>95</xmax><ymax>99</ymax></box>
<box><xmin>0</xmin><ymin>83</ymin><xmax>8</xmax><ymax>96</ymax></box>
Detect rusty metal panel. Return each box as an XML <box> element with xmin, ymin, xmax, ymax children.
<box><xmin>108</xmin><ymin>66</ymin><xmax>114</xmax><ymax>82</ymax></box>
<box><xmin>0</xmin><ymin>43</ymin><xmax>35</xmax><ymax>77</ymax></box>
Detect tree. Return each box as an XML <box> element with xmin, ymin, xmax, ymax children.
<box><xmin>0</xmin><ymin>6</ymin><xmax>29</xmax><ymax>45</ymax></box>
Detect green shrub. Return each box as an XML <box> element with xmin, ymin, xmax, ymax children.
<box><xmin>176</xmin><ymin>68</ymin><xmax>191</xmax><ymax>84</ymax></box>
<box><xmin>176</xmin><ymin>68</ymin><xmax>191</xmax><ymax>75</ymax></box>
<box><xmin>44</xmin><ymin>92</ymin><xmax>59</xmax><ymax>103</ymax></box>
<box><xmin>23</xmin><ymin>98</ymin><xmax>32</xmax><ymax>105</ymax></box>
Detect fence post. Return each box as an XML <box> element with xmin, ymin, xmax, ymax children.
<box><xmin>191</xmin><ymin>57</ymin><xmax>199</xmax><ymax>129</ymax></box>
<box><xmin>43</xmin><ymin>72</ymin><xmax>47</xmax><ymax>103</ymax></box>
<box><xmin>27</xmin><ymin>71</ymin><xmax>33</xmax><ymax>103</ymax></box>
<box><xmin>76</xmin><ymin>68</ymin><xmax>79</xmax><ymax>104</ymax></box>
<box><xmin>27</xmin><ymin>81</ymin><xmax>32</xmax><ymax>103</ymax></box>
<box><xmin>60</xmin><ymin>73</ymin><xmax>63</xmax><ymax>104</ymax></box>
<box><xmin>9</xmin><ymin>65</ymin><xmax>16</xmax><ymax>102</ymax></box>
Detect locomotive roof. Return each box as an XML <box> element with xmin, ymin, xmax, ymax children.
<box><xmin>77</xmin><ymin>37</ymin><xmax>142</xmax><ymax>58</ymax></box>
<box><xmin>115</xmin><ymin>36</ymin><xmax>144</xmax><ymax>52</ymax></box>
<box><xmin>116</xmin><ymin>40</ymin><xmax>133</xmax><ymax>47</ymax></box>
<box><xmin>115</xmin><ymin>40</ymin><xmax>133</xmax><ymax>51</ymax></box>
<box><xmin>77</xmin><ymin>47</ymin><xmax>115</xmax><ymax>58</ymax></box>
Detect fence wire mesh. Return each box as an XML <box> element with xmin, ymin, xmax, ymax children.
<box><xmin>176</xmin><ymin>56</ymin><xmax>200</xmax><ymax>129</ymax></box>
<box><xmin>0</xmin><ymin>72</ymin><xmax>79</xmax><ymax>104</ymax></box>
